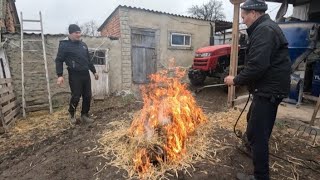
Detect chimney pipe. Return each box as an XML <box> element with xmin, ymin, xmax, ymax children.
<box><xmin>209</xmin><ymin>22</ymin><xmax>214</xmax><ymax>46</ymax></box>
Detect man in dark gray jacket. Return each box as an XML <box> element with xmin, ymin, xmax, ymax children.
<box><xmin>55</xmin><ymin>24</ymin><xmax>99</xmax><ymax>125</ymax></box>
<box><xmin>224</xmin><ymin>0</ymin><xmax>291</xmax><ymax>179</ymax></box>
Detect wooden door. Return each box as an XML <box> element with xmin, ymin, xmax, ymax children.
<box><xmin>89</xmin><ymin>49</ymin><xmax>109</xmax><ymax>99</ymax></box>
<box><xmin>131</xmin><ymin>29</ymin><xmax>156</xmax><ymax>84</ymax></box>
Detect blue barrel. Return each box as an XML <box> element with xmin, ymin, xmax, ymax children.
<box><xmin>278</xmin><ymin>22</ymin><xmax>319</xmax><ymax>64</ymax></box>
<box><xmin>312</xmin><ymin>61</ymin><xmax>320</xmax><ymax>96</ymax></box>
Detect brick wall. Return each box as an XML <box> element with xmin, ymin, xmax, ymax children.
<box><xmin>100</xmin><ymin>9</ymin><xmax>121</xmax><ymax>38</ymax></box>
<box><xmin>0</xmin><ymin>0</ymin><xmax>17</xmax><ymax>33</ymax></box>
<box><xmin>118</xmin><ymin>8</ymin><xmax>132</xmax><ymax>90</ymax></box>
<box><xmin>5</xmin><ymin>1</ymin><xmax>16</xmax><ymax>33</ymax></box>
<box><xmin>100</xmin><ymin>7</ymin><xmax>132</xmax><ymax>90</ymax></box>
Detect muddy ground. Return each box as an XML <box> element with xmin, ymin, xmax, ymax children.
<box><xmin>1</xmin><ymin>83</ymin><xmax>320</xmax><ymax>180</ymax></box>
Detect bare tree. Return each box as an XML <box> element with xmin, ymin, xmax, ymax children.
<box><xmin>78</xmin><ymin>20</ymin><xmax>99</xmax><ymax>36</ymax></box>
<box><xmin>66</xmin><ymin>20</ymin><xmax>99</xmax><ymax>36</ymax></box>
<box><xmin>188</xmin><ymin>0</ymin><xmax>226</xmax><ymax>21</ymax></box>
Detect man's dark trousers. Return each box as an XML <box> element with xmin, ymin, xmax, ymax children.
<box><xmin>68</xmin><ymin>70</ymin><xmax>92</xmax><ymax>116</ymax></box>
<box><xmin>246</xmin><ymin>95</ymin><xmax>282</xmax><ymax>180</ymax></box>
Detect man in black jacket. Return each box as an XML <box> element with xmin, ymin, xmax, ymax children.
<box><xmin>55</xmin><ymin>24</ymin><xmax>99</xmax><ymax>125</ymax></box>
<box><xmin>224</xmin><ymin>0</ymin><xmax>291</xmax><ymax>179</ymax></box>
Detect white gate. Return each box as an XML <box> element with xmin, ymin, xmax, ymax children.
<box><xmin>89</xmin><ymin>49</ymin><xmax>110</xmax><ymax>99</ymax></box>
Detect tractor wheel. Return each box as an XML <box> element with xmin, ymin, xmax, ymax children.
<box><xmin>188</xmin><ymin>72</ymin><xmax>206</xmax><ymax>86</ymax></box>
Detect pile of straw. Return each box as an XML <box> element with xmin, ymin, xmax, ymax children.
<box><xmin>95</xmin><ymin>109</ymin><xmax>245</xmax><ymax>179</ymax></box>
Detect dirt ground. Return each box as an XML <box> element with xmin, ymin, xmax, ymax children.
<box><xmin>1</xmin><ymin>84</ymin><xmax>320</xmax><ymax>180</ymax></box>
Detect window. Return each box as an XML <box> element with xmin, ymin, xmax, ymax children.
<box><xmin>171</xmin><ymin>33</ymin><xmax>191</xmax><ymax>47</ymax></box>
<box><xmin>89</xmin><ymin>50</ymin><xmax>106</xmax><ymax>65</ymax></box>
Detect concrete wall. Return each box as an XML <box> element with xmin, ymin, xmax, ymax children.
<box><xmin>114</xmin><ymin>7</ymin><xmax>211</xmax><ymax>92</ymax></box>
<box><xmin>126</xmin><ymin>8</ymin><xmax>211</xmax><ymax>68</ymax></box>
<box><xmin>100</xmin><ymin>9</ymin><xmax>121</xmax><ymax>38</ymax></box>
<box><xmin>3</xmin><ymin>33</ymin><xmax>121</xmax><ymax>108</ymax></box>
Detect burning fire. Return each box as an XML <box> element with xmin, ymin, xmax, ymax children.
<box><xmin>129</xmin><ymin>64</ymin><xmax>207</xmax><ymax>175</ymax></box>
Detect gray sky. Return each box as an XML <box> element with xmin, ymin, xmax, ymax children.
<box><xmin>16</xmin><ymin>0</ymin><xmax>293</xmax><ymax>34</ymax></box>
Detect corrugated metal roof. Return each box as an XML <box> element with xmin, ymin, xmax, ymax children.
<box><xmin>266</xmin><ymin>0</ymin><xmax>294</xmax><ymax>3</ymax></box>
<box><xmin>98</xmin><ymin>5</ymin><xmax>232</xmax><ymax>32</ymax></box>
<box><xmin>266</xmin><ymin>0</ymin><xmax>311</xmax><ymax>5</ymax></box>
<box><xmin>2</xmin><ymin>32</ymin><xmax>119</xmax><ymax>40</ymax></box>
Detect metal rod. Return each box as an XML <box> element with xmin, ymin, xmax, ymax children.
<box><xmin>195</xmin><ymin>84</ymin><xmax>226</xmax><ymax>93</ymax></box>
<box><xmin>22</xmin><ymin>19</ymin><xmax>41</xmax><ymax>22</ymax></box>
<box><xmin>294</xmin><ymin>125</ymin><xmax>305</xmax><ymax>136</ymax></box>
<box><xmin>200</xmin><ymin>84</ymin><xmax>226</xmax><ymax>88</ymax></box>
<box><xmin>309</xmin><ymin>129</ymin><xmax>318</xmax><ymax>145</ymax></box>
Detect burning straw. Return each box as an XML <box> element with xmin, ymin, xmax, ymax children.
<box><xmin>95</xmin><ymin>60</ymin><xmax>249</xmax><ymax>179</ymax></box>
<box><xmin>96</xmin><ymin>67</ymin><xmax>212</xmax><ymax>179</ymax></box>
<box><xmin>96</xmin><ymin>109</ymin><xmax>246</xmax><ymax>179</ymax></box>
<box><xmin>96</xmin><ymin>117</ymin><xmax>214</xmax><ymax>179</ymax></box>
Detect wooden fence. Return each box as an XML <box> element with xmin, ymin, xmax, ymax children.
<box><xmin>0</xmin><ymin>78</ymin><xmax>20</xmax><ymax>130</ymax></box>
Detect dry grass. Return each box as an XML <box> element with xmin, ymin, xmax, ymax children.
<box><xmin>0</xmin><ymin>109</ymin><xmax>70</xmax><ymax>155</ymax></box>
<box><xmin>95</xmin><ymin>109</ymin><xmax>245</xmax><ymax>179</ymax></box>
<box><xmin>207</xmin><ymin>109</ymin><xmax>247</xmax><ymax>132</ymax></box>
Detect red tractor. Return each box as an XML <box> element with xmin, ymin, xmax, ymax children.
<box><xmin>188</xmin><ymin>44</ymin><xmax>246</xmax><ymax>86</ymax></box>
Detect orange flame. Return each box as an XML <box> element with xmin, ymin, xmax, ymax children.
<box><xmin>133</xmin><ymin>148</ymin><xmax>151</xmax><ymax>175</ymax></box>
<box><xmin>130</xmin><ymin>65</ymin><xmax>207</xmax><ymax>174</ymax></box>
